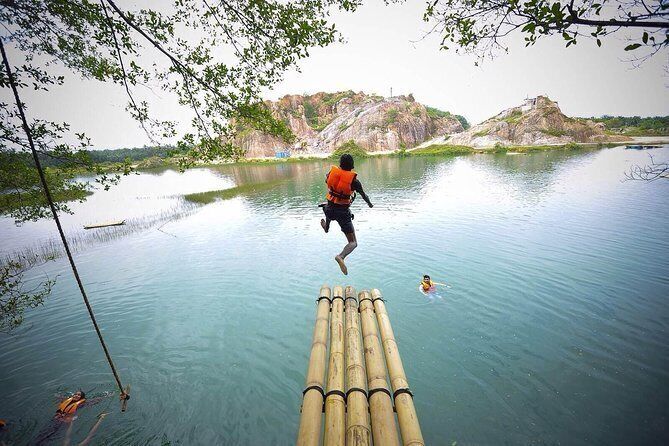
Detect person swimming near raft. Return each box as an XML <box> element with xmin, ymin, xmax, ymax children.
<box><xmin>320</xmin><ymin>153</ymin><xmax>373</xmax><ymax>275</ymax></box>
<box><xmin>420</xmin><ymin>275</ymin><xmax>447</xmax><ymax>293</ymax></box>
<box><xmin>33</xmin><ymin>390</ymin><xmax>111</xmax><ymax>445</ymax></box>
<box><xmin>54</xmin><ymin>390</ymin><xmax>88</xmax><ymax>420</ymax></box>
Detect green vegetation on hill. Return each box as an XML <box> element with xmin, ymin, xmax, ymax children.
<box><xmin>384</xmin><ymin>108</ymin><xmax>399</xmax><ymax>126</ymax></box>
<box><xmin>455</xmin><ymin>115</ymin><xmax>470</xmax><ymax>130</ymax></box>
<box><xmin>503</xmin><ymin>110</ymin><xmax>523</xmax><ymax>124</ymax></box>
<box><xmin>588</xmin><ymin>116</ymin><xmax>669</xmax><ymax>136</ymax></box>
<box><xmin>426</xmin><ymin>106</ymin><xmax>470</xmax><ymax>129</ymax></box>
<box><xmin>541</xmin><ymin>128</ymin><xmax>568</xmax><ymax>137</ymax></box>
<box><xmin>303</xmin><ymin>100</ymin><xmax>319</xmax><ymax>128</ymax></box>
<box><xmin>330</xmin><ymin>140</ymin><xmax>368</xmax><ymax>159</ymax></box>
<box><xmin>425</xmin><ymin>106</ymin><xmax>451</xmax><ymax>119</ymax></box>
<box><xmin>321</xmin><ymin>91</ymin><xmax>356</xmax><ymax>107</ymax></box>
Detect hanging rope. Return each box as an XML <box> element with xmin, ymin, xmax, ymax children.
<box><xmin>0</xmin><ymin>39</ymin><xmax>130</xmax><ymax>411</ymax></box>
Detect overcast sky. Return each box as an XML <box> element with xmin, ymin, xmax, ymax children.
<box><xmin>6</xmin><ymin>0</ymin><xmax>669</xmax><ymax>149</ymax></box>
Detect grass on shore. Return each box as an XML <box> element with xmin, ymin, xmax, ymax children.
<box><xmin>184</xmin><ymin>178</ymin><xmax>286</xmax><ymax>204</ymax></box>
<box><xmin>410</xmin><ymin>144</ymin><xmax>475</xmax><ymax>156</ymax></box>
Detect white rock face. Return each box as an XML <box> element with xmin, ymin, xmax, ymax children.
<box><xmin>233</xmin><ymin>91</ymin><xmax>464</xmax><ymax>157</ymax></box>
<box><xmin>447</xmin><ymin>96</ymin><xmax>621</xmax><ymax>148</ymax></box>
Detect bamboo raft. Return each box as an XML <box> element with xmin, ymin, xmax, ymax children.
<box><xmin>297</xmin><ymin>285</ymin><xmax>424</xmax><ymax>446</ymax></box>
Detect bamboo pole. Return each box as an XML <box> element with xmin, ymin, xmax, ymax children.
<box><xmin>297</xmin><ymin>285</ymin><xmax>331</xmax><ymax>446</ymax></box>
<box><xmin>344</xmin><ymin>286</ymin><xmax>371</xmax><ymax>446</ymax></box>
<box><xmin>358</xmin><ymin>290</ymin><xmax>401</xmax><ymax>446</ymax></box>
<box><xmin>324</xmin><ymin>286</ymin><xmax>345</xmax><ymax>446</ymax></box>
<box><xmin>372</xmin><ymin>289</ymin><xmax>424</xmax><ymax>446</ymax></box>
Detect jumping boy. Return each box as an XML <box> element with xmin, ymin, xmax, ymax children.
<box><xmin>320</xmin><ymin>153</ymin><xmax>373</xmax><ymax>275</ymax></box>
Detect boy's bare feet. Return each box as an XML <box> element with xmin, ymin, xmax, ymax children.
<box><xmin>320</xmin><ymin>218</ymin><xmax>329</xmax><ymax>233</ymax></box>
<box><xmin>335</xmin><ymin>255</ymin><xmax>348</xmax><ymax>275</ymax></box>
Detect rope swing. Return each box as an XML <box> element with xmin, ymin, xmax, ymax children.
<box><xmin>0</xmin><ymin>39</ymin><xmax>130</xmax><ymax>411</ymax></box>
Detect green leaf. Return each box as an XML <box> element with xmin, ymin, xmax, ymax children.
<box><xmin>596</xmin><ymin>39</ymin><xmax>601</xmax><ymax>47</ymax></box>
<box><xmin>624</xmin><ymin>43</ymin><xmax>642</xmax><ymax>51</ymax></box>
<box><xmin>642</xmin><ymin>32</ymin><xmax>648</xmax><ymax>44</ymax></box>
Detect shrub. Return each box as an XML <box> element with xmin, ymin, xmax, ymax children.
<box><xmin>426</xmin><ymin>106</ymin><xmax>451</xmax><ymax>119</ymax></box>
<box><xmin>330</xmin><ymin>140</ymin><xmax>369</xmax><ymax>159</ymax></box>
<box><xmin>492</xmin><ymin>142</ymin><xmax>508</xmax><ymax>153</ymax></box>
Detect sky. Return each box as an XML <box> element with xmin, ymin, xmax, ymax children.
<box><xmin>5</xmin><ymin>0</ymin><xmax>669</xmax><ymax>149</ymax></box>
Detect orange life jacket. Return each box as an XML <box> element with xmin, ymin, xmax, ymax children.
<box><xmin>421</xmin><ymin>280</ymin><xmax>434</xmax><ymax>291</ymax></box>
<box><xmin>57</xmin><ymin>397</ymin><xmax>86</xmax><ymax>415</ymax></box>
<box><xmin>326</xmin><ymin>165</ymin><xmax>357</xmax><ymax>205</ymax></box>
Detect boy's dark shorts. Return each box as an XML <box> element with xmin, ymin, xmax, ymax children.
<box><xmin>323</xmin><ymin>203</ymin><xmax>354</xmax><ymax>234</ymax></box>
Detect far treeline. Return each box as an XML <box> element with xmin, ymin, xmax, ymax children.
<box><xmin>18</xmin><ymin>146</ymin><xmax>176</xmax><ymax>167</ymax></box>
<box><xmin>587</xmin><ymin>116</ymin><xmax>669</xmax><ymax>136</ymax></box>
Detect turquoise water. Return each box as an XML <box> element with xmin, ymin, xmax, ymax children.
<box><xmin>1</xmin><ymin>146</ymin><xmax>668</xmax><ymax>445</ymax></box>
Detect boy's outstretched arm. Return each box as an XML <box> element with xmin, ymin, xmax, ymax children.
<box><xmin>353</xmin><ymin>179</ymin><xmax>373</xmax><ymax>208</ymax></box>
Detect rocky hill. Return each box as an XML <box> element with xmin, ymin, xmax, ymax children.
<box><xmin>445</xmin><ymin>96</ymin><xmax>624</xmax><ymax>148</ymax></box>
<box><xmin>233</xmin><ymin>91</ymin><xmax>465</xmax><ymax>157</ymax></box>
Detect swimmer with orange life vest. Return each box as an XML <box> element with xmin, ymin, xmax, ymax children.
<box><xmin>420</xmin><ymin>275</ymin><xmax>448</xmax><ymax>294</ymax></box>
<box><xmin>320</xmin><ymin>154</ymin><xmax>373</xmax><ymax>275</ymax></box>
<box><xmin>33</xmin><ymin>390</ymin><xmax>112</xmax><ymax>445</ymax></box>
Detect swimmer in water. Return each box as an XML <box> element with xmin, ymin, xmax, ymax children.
<box><xmin>33</xmin><ymin>390</ymin><xmax>111</xmax><ymax>445</ymax></box>
<box><xmin>419</xmin><ymin>275</ymin><xmax>448</xmax><ymax>293</ymax></box>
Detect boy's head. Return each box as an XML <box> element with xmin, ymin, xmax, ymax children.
<box><xmin>423</xmin><ymin>275</ymin><xmax>430</xmax><ymax>281</ymax></box>
<box><xmin>339</xmin><ymin>154</ymin><xmax>354</xmax><ymax>171</ymax></box>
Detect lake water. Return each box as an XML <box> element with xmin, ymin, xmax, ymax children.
<box><xmin>1</xmin><ymin>146</ymin><xmax>668</xmax><ymax>445</ymax></box>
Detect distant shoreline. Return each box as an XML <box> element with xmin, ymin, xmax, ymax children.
<box><xmin>181</xmin><ymin>136</ymin><xmax>669</xmax><ymax>168</ymax></box>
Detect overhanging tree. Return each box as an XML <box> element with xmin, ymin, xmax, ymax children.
<box><xmin>0</xmin><ymin>0</ymin><xmax>361</xmax><ymax>330</ymax></box>
<box><xmin>1</xmin><ymin>0</ymin><xmax>361</xmax><ymax>222</ymax></box>
<box><xmin>416</xmin><ymin>0</ymin><xmax>668</xmax><ymax>61</ymax></box>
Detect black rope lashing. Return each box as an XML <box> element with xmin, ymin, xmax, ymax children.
<box><xmin>358</xmin><ymin>297</ymin><xmax>373</xmax><ymax>305</ymax></box>
<box><xmin>393</xmin><ymin>387</ymin><xmax>414</xmax><ymax>399</ymax></box>
<box><xmin>302</xmin><ymin>385</ymin><xmax>325</xmax><ymax>398</ymax></box>
<box><xmin>367</xmin><ymin>387</ymin><xmax>392</xmax><ymax>401</ymax></box>
<box><xmin>345</xmin><ymin>387</ymin><xmax>367</xmax><ymax>400</ymax></box>
<box><xmin>0</xmin><ymin>39</ymin><xmax>130</xmax><ymax>411</ymax></box>
<box><xmin>331</xmin><ymin>296</ymin><xmax>344</xmax><ymax>304</ymax></box>
<box><xmin>325</xmin><ymin>389</ymin><xmax>346</xmax><ymax>400</ymax></box>
<box><xmin>316</xmin><ymin>295</ymin><xmax>332</xmax><ymax>304</ymax></box>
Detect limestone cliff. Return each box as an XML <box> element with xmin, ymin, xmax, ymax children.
<box><xmin>446</xmin><ymin>96</ymin><xmax>624</xmax><ymax>148</ymax></box>
<box><xmin>233</xmin><ymin>91</ymin><xmax>465</xmax><ymax>157</ymax></box>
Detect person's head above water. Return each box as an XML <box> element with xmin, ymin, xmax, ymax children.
<box><xmin>423</xmin><ymin>274</ymin><xmax>430</xmax><ymax>281</ymax></box>
<box><xmin>72</xmin><ymin>390</ymin><xmax>85</xmax><ymax>401</ymax></box>
<box><xmin>339</xmin><ymin>154</ymin><xmax>354</xmax><ymax>171</ymax></box>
